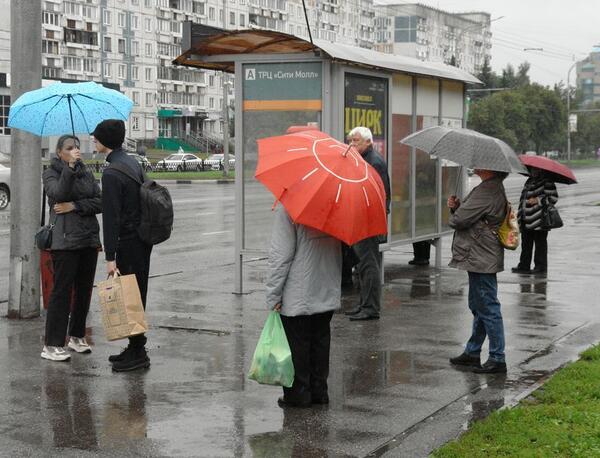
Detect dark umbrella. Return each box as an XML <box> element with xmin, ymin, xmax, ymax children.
<box><xmin>519</xmin><ymin>155</ymin><xmax>577</xmax><ymax>185</ymax></box>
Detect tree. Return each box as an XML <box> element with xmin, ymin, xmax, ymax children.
<box><xmin>477</xmin><ymin>56</ymin><xmax>497</xmax><ymax>90</ymax></box>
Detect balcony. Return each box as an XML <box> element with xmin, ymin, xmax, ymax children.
<box><xmin>63</xmin><ymin>28</ymin><xmax>98</xmax><ymax>47</ymax></box>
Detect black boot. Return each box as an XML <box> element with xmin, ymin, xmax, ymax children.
<box><xmin>112</xmin><ymin>346</ymin><xmax>150</xmax><ymax>372</ymax></box>
<box><xmin>473</xmin><ymin>359</ymin><xmax>507</xmax><ymax>374</ymax></box>
<box><xmin>108</xmin><ymin>345</ymin><xmax>132</xmax><ymax>363</ymax></box>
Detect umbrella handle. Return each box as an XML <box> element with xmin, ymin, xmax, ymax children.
<box><xmin>342</xmin><ymin>144</ymin><xmax>352</xmax><ymax>157</ymax></box>
<box><xmin>454</xmin><ymin>166</ymin><xmax>463</xmax><ymax>196</ymax></box>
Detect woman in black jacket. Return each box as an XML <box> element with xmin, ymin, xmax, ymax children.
<box><xmin>41</xmin><ymin>135</ymin><xmax>102</xmax><ymax>361</ymax></box>
<box><xmin>512</xmin><ymin>168</ymin><xmax>558</xmax><ymax>275</ymax></box>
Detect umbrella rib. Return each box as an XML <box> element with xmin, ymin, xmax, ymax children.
<box><xmin>76</xmin><ymin>93</ymin><xmax>131</xmax><ymax>120</ymax></box>
<box><xmin>39</xmin><ymin>95</ymin><xmax>67</xmax><ymax>136</ymax></box>
<box><xmin>70</xmin><ymin>95</ymin><xmax>91</xmax><ymax>133</ymax></box>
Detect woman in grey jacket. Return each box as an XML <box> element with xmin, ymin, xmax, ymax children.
<box><xmin>447</xmin><ymin>169</ymin><xmax>508</xmax><ymax>374</ymax></box>
<box><xmin>265</xmin><ymin>205</ymin><xmax>341</xmax><ymax>407</ymax></box>
<box><xmin>41</xmin><ymin>135</ymin><xmax>102</xmax><ymax>362</ymax></box>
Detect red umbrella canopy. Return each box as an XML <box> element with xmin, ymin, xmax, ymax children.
<box><xmin>256</xmin><ymin>129</ymin><xmax>387</xmax><ymax>245</ymax></box>
<box><xmin>518</xmin><ymin>155</ymin><xmax>577</xmax><ymax>184</ymax></box>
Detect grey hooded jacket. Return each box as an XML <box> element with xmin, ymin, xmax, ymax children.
<box><xmin>265</xmin><ymin>206</ymin><xmax>342</xmax><ymax>317</ymax></box>
<box><xmin>448</xmin><ymin>176</ymin><xmax>507</xmax><ymax>274</ymax></box>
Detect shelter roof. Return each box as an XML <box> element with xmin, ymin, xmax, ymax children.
<box><xmin>174</xmin><ymin>26</ymin><xmax>481</xmax><ymax>84</ymax></box>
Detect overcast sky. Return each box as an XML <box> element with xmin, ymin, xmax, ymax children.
<box><xmin>386</xmin><ymin>0</ymin><xmax>600</xmax><ymax>87</ymax></box>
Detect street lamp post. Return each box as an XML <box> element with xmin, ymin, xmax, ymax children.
<box><xmin>566</xmin><ymin>61</ymin><xmax>577</xmax><ymax>163</ymax></box>
<box><xmin>222</xmin><ymin>74</ymin><xmax>232</xmax><ymax>177</ymax></box>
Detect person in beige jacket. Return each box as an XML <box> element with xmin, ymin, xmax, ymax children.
<box><xmin>447</xmin><ymin>169</ymin><xmax>509</xmax><ymax>374</ymax></box>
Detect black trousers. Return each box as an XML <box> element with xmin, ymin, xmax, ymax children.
<box><xmin>280</xmin><ymin>311</ymin><xmax>334</xmax><ymax>404</ymax></box>
<box><xmin>353</xmin><ymin>236</ymin><xmax>382</xmax><ymax>316</ymax></box>
<box><xmin>45</xmin><ymin>248</ymin><xmax>98</xmax><ymax>347</ymax></box>
<box><xmin>116</xmin><ymin>236</ymin><xmax>152</xmax><ymax>348</ymax></box>
<box><xmin>518</xmin><ymin>229</ymin><xmax>548</xmax><ymax>270</ymax></box>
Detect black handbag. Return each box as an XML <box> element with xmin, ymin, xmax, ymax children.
<box><xmin>541</xmin><ymin>196</ymin><xmax>563</xmax><ymax>230</ymax></box>
<box><xmin>35</xmin><ymin>191</ymin><xmax>57</xmax><ymax>250</ymax></box>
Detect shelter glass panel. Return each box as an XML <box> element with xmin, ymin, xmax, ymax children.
<box><xmin>242</xmin><ymin>62</ymin><xmax>323</xmax><ymax>251</ymax></box>
<box><xmin>415</xmin><ymin>78</ymin><xmax>439</xmax><ymax>236</ymax></box>
<box><xmin>390</xmin><ymin>74</ymin><xmax>412</xmax><ymax>240</ymax></box>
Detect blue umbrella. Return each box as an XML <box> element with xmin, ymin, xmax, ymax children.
<box><xmin>8</xmin><ymin>81</ymin><xmax>133</xmax><ymax>136</ymax></box>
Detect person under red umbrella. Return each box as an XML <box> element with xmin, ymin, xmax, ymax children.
<box><xmin>511</xmin><ymin>168</ymin><xmax>559</xmax><ymax>275</ymax></box>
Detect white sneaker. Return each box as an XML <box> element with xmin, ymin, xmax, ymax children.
<box><xmin>68</xmin><ymin>337</ymin><xmax>92</xmax><ymax>353</ymax></box>
<box><xmin>41</xmin><ymin>346</ymin><xmax>71</xmax><ymax>361</ymax></box>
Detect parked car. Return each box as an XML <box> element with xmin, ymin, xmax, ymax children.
<box><xmin>206</xmin><ymin>153</ymin><xmax>235</xmax><ymax>171</ymax></box>
<box><xmin>0</xmin><ymin>164</ymin><xmax>10</xmax><ymax>210</ymax></box>
<box><xmin>157</xmin><ymin>153</ymin><xmax>203</xmax><ymax>171</ymax></box>
<box><xmin>128</xmin><ymin>153</ymin><xmax>153</xmax><ymax>172</ymax></box>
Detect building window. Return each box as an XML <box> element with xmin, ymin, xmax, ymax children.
<box><xmin>42</xmin><ymin>40</ymin><xmax>59</xmax><ymax>54</ymax></box>
<box><xmin>118</xmin><ymin>64</ymin><xmax>126</xmax><ymax>79</ymax></box>
<box><xmin>103</xmin><ymin>9</ymin><xmax>112</xmax><ymax>25</ymax></box>
<box><xmin>132</xmin><ymin>92</ymin><xmax>140</xmax><ymax>105</ymax></box>
<box><xmin>104</xmin><ymin>62</ymin><xmax>112</xmax><ymax>77</ymax></box>
<box><xmin>118</xmin><ymin>39</ymin><xmax>126</xmax><ymax>54</ymax></box>
<box><xmin>132</xmin><ymin>41</ymin><xmax>139</xmax><ymax>56</ymax></box>
<box><xmin>145</xmin><ymin>43</ymin><xmax>153</xmax><ymax>57</ymax></box>
<box><xmin>209</xmin><ymin>75</ymin><xmax>214</xmax><ymax>86</ymax></box>
<box><xmin>83</xmin><ymin>58</ymin><xmax>97</xmax><ymax>73</ymax></box>
<box><xmin>209</xmin><ymin>97</ymin><xmax>214</xmax><ymax>108</ymax></box>
<box><xmin>66</xmin><ymin>19</ymin><xmax>76</xmax><ymax>29</ymax></box>
<box><xmin>103</xmin><ymin>36</ymin><xmax>112</xmax><ymax>52</ymax></box>
<box><xmin>240</xmin><ymin>14</ymin><xmax>245</xmax><ymax>27</ymax></box>
<box><xmin>0</xmin><ymin>95</ymin><xmax>11</xmax><ymax>135</ymax></box>
<box><xmin>145</xmin><ymin>0</ymin><xmax>153</xmax><ymax>7</ymax></box>
<box><xmin>82</xmin><ymin>5</ymin><xmax>97</xmax><ymax>20</ymax></box>
<box><xmin>146</xmin><ymin>92</ymin><xmax>153</xmax><ymax>106</ymax></box>
<box><xmin>64</xmin><ymin>2</ymin><xmax>81</xmax><ymax>15</ymax></box>
<box><xmin>209</xmin><ymin>7</ymin><xmax>215</xmax><ymax>20</ymax></box>
<box><xmin>118</xmin><ymin>12</ymin><xmax>125</xmax><ymax>27</ymax></box>
<box><xmin>64</xmin><ymin>56</ymin><xmax>83</xmax><ymax>72</ymax></box>
<box><xmin>132</xmin><ymin>66</ymin><xmax>139</xmax><ymax>80</ymax></box>
<box><xmin>145</xmin><ymin>17</ymin><xmax>152</xmax><ymax>31</ymax></box>
<box><xmin>43</xmin><ymin>12</ymin><xmax>59</xmax><ymax>26</ymax></box>
<box><xmin>132</xmin><ymin>116</ymin><xmax>139</xmax><ymax>130</ymax></box>
<box><xmin>230</xmin><ymin>11</ymin><xmax>235</xmax><ymax>25</ymax></box>
<box><xmin>394</xmin><ymin>16</ymin><xmax>417</xmax><ymax>43</ymax></box>
<box><xmin>145</xmin><ymin>67</ymin><xmax>153</xmax><ymax>81</ymax></box>
<box><xmin>132</xmin><ymin>14</ymin><xmax>139</xmax><ymax>29</ymax></box>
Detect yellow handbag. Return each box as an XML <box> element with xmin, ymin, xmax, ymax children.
<box><xmin>497</xmin><ymin>200</ymin><xmax>519</xmax><ymax>250</ymax></box>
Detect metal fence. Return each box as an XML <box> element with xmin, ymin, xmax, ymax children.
<box><xmin>85</xmin><ymin>159</ymin><xmax>235</xmax><ymax>173</ymax></box>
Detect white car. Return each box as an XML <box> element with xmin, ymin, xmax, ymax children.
<box><xmin>206</xmin><ymin>154</ymin><xmax>235</xmax><ymax>171</ymax></box>
<box><xmin>0</xmin><ymin>164</ymin><xmax>10</xmax><ymax>210</ymax></box>
<box><xmin>157</xmin><ymin>153</ymin><xmax>203</xmax><ymax>171</ymax></box>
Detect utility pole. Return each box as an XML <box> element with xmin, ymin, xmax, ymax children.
<box><xmin>8</xmin><ymin>0</ymin><xmax>42</xmax><ymax>318</ymax></box>
<box><xmin>222</xmin><ymin>74</ymin><xmax>230</xmax><ymax>177</ymax></box>
<box><xmin>566</xmin><ymin>61</ymin><xmax>577</xmax><ymax>163</ymax></box>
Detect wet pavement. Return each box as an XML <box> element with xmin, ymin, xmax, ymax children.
<box><xmin>1</xmin><ymin>169</ymin><xmax>600</xmax><ymax>457</ymax></box>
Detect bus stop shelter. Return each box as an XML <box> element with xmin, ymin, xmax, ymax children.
<box><xmin>175</xmin><ymin>24</ymin><xmax>481</xmax><ymax>294</ymax></box>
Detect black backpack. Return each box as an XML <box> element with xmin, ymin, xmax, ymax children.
<box><xmin>109</xmin><ymin>162</ymin><xmax>174</xmax><ymax>245</ymax></box>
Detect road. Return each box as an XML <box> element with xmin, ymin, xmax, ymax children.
<box><xmin>1</xmin><ymin>168</ymin><xmax>599</xmax><ymax>303</ymax></box>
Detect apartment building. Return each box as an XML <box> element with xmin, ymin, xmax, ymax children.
<box><xmin>1</xmin><ymin>0</ymin><xmax>376</xmax><ymax>154</ymax></box>
<box><xmin>576</xmin><ymin>47</ymin><xmax>600</xmax><ymax>107</ymax></box>
<box><xmin>373</xmin><ymin>2</ymin><xmax>491</xmax><ymax>75</ymax></box>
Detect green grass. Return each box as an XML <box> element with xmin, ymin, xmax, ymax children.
<box><xmin>559</xmin><ymin>159</ymin><xmax>600</xmax><ymax>168</ymax></box>
<box><xmin>433</xmin><ymin>345</ymin><xmax>600</xmax><ymax>457</ymax></box>
<box><xmin>93</xmin><ymin>170</ymin><xmax>233</xmax><ymax>180</ymax></box>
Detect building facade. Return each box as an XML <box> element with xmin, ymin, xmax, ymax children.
<box><xmin>576</xmin><ymin>47</ymin><xmax>600</xmax><ymax>107</ymax></box>
<box><xmin>0</xmin><ymin>0</ymin><xmax>376</xmax><ymax>155</ymax></box>
<box><xmin>373</xmin><ymin>2</ymin><xmax>491</xmax><ymax>76</ymax></box>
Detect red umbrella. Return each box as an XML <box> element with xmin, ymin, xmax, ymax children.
<box><xmin>519</xmin><ymin>155</ymin><xmax>577</xmax><ymax>184</ymax></box>
<box><xmin>256</xmin><ymin>129</ymin><xmax>387</xmax><ymax>245</ymax></box>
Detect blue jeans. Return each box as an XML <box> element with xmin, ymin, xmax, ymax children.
<box><xmin>464</xmin><ymin>272</ymin><xmax>505</xmax><ymax>363</ymax></box>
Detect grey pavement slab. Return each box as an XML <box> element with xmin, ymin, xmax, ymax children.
<box><xmin>1</xmin><ymin>171</ymin><xmax>600</xmax><ymax>457</ymax></box>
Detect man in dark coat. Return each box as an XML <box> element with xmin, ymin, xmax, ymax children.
<box><xmin>344</xmin><ymin>126</ymin><xmax>390</xmax><ymax>321</ymax></box>
<box><xmin>94</xmin><ymin>119</ymin><xmax>152</xmax><ymax>372</ymax></box>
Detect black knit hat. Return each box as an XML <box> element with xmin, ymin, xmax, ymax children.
<box><xmin>92</xmin><ymin>119</ymin><xmax>125</xmax><ymax>149</ymax></box>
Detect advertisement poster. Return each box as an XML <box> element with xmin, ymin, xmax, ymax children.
<box><xmin>344</xmin><ymin>73</ymin><xmax>388</xmax><ymax>158</ymax></box>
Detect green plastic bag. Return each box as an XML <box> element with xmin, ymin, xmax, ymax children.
<box><xmin>248</xmin><ymin>311</ymin><xmax>295</xmax><ymax>388</ymax></box>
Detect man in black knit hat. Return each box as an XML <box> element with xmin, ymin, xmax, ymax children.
<box><xmin>93</xmin><ymin>119</ymin><xmax>152</xmax><ymax>372</ymax></box>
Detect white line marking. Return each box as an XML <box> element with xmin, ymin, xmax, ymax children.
<box><xmin>349</xmin><ymin>151</ymin><xmax>359</xmax><ymax>166</ymax></box>
<box><xmin>302</xmin><ymin>168</ymin><xmax>319</xmax><ymax>181</ymax></box>
<box><xmin>288</xmin><ymin>147</ymin><xmax>308</xmax><ymax>152</ymax></box>
<box><xmin>201</xmin><ymin>230</ymin><xmax>232</xmax><ymax>236</ymax></box>
<box><xmin>362</xmin><ymin>186</ymin><xmax>370</xmax><ymax>207</ymax></box>
<box><xmin>335</xmin><ymin>183</ymin><xmax>342</xmax><ymax>203</ymax></box>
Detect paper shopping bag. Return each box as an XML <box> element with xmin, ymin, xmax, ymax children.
<box><xmin>98</xmin><ymin>274</ymin><xmax>148</xmax><ymax>341</ymax></box>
